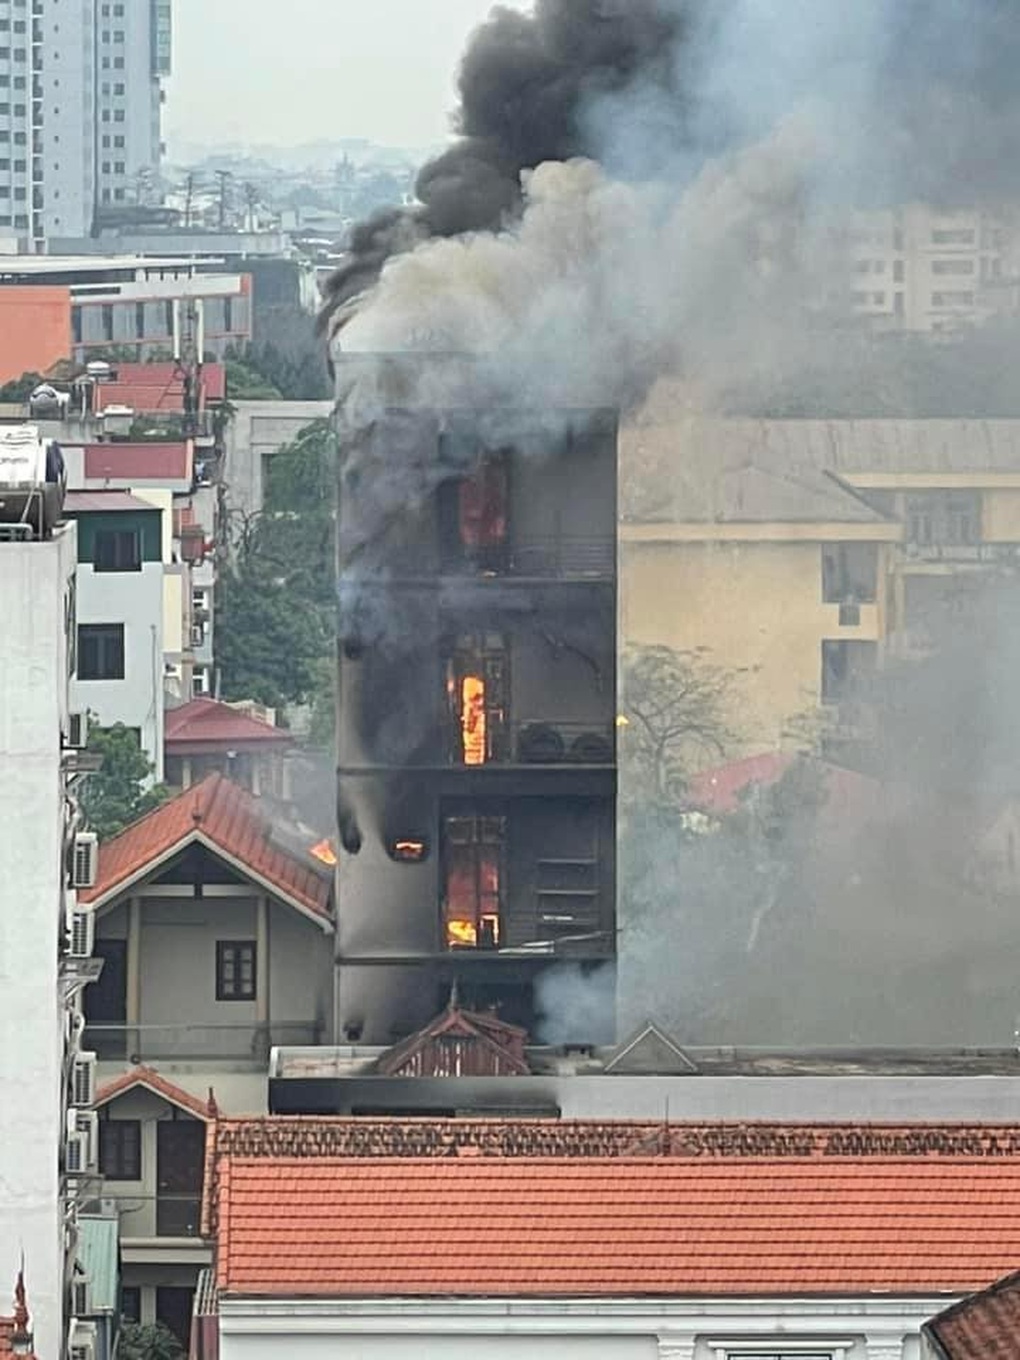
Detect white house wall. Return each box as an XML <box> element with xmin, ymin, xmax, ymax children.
<box><xmin>217</xmin><ymin>1297</ymin><xmax>944</xmax><ymax>1360</ymax></box>
<box><xmin>72</xmin><ymin>559</ymin><xmax>165</xmax><ymax>779</ymax></box>
<box><xmin>0</xmin><ymin>526</ymin><xmax>77</xmax><ymax>1360</ymax></box>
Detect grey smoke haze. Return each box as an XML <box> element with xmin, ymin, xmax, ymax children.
<box><xmin>333</xmin><ymin>0</ymin><xmax>1020</xmax><ymax>1043</ymax></box>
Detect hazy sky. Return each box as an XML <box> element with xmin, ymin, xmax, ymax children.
<box><xmin>165</xmin><ymin>0</ymin><xmax>530</xmax><ymax>153</ymax></box>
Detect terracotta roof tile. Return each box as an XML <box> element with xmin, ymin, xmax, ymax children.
<box><xmin>926</xmin><ymin>1268</ymin><xmax>1020</xmax><ymax>1357</ymax></box>
<box><xmin>97</xmin><ymin>361</ymin><xmax>227</xmax><ymax>410</ymax></box>
<box><xmin>96</xmin><ymin>1064</ymin><xmax>216</xmax><ymax>1120</ymax></box>
<box><xmin>80</xmin><ymin>773</ymin><xmax>332</xmax><ymax>924</ymax></box>
<box><xmin>63</xmin><ymin>489</ymin><xmax>158</xmax><ymax>513</ymax></box>
<box><xmin>83</xmin><ymin>441</ymin><xmax>191</xmax><ymax>482</ymax></box>
<box><xmin>214</xmin><ymin>1154</ymin><xmax>1020</xmax><ymax>1297</ymax></box>
<box><xmin>165</xmin><ymin>699</ymin><xmax>292</xmax><ymax>753</ymax></box>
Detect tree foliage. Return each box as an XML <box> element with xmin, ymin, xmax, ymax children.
<box><xmin>217</xmin><ymin>420</ymin><xmax>336</xmax><ymax>724</ymax></box>
<box><xmin>80</xmin><ymin>723</ymin><xmax>170</xmax><ymax>841</ymax></box>
<box><xmin>619</xmin><ymin>644</ymin><xmax>737</xmax><ymax>808</ymax></box>
<box><xmin>117</xmin><ymin>1321</ymin><xmax>185</xmax><ymax>1360</ymax></box>
<box><xmin>0</xmin><ymin>369</ymin><xmax>44</xmax><ymax>401</ymax></box>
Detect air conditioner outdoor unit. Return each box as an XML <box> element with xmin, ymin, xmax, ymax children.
<box><xmin>66</xmin><ymin>712</ymin><xmax>89</xmax><ymax>750</ymax></box>
<box><xmin>72</xmin><ymin>1277</ymin><xmax>91</xmax><ymax>1319</ymax></box>
<box><xmin>65</xmin><ymin>1131</ymin><xmax>89</xmax><ymax>1178</ymax></box>
<box><xmin>71</xmin><ymin>833</ymin><xmax>98</xmax><ymax>889</ymax></box>
<box><xmin>66</xmin><ymin>907</ymin><xmax>95</xmax><ymax>960</ymax></box>
<box><xmin>67</xmin><ymin>1110</ymin><xmax>99</xmax><ymax>1170</ymax></box>
<box><xmin>69</xmin><ymin>1319</ymin><xmax>97</xmax><ymax>1360</ymax></box>
<box><xmin>70</xmin><ymin>1052</ymin><xmax>97</xmax><ymax>1108</ymax></box>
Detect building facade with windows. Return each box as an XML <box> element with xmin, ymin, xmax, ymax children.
<box><xmin>842</xmin><ymin>204</ymin><xmax>1020</xmax><ymax>333</ymax></box>
<box><xmin>335</xmin><ymin>360</ymin><xmax>617</xmax><ymax>1045</ymax></box>
<box><xmin>64</xmin><ymin>490</ymin><xmax>166</xmax><ymax>780</ymax></box>
<box><xmin>0</xmin><ymin>517</ymin><xmax>102</xmax><ymax>1360</ymax></box>
<box><xmin>0</xmin><ymin>0</ymin><xmax>171</xmax><ymax>250</ymax></box>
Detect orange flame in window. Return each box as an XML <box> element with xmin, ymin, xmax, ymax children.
<box><xmin>447</xmin><ymin>918</ymin><xmax>478</xmax><ymax>947</ymax></box>
<box><xmin>461</xmin><ymin>674</ymin><xmax>486</xmax><ymax>765</ymax></box>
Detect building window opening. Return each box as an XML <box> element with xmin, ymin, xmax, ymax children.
<box><xmin>98</xmin><ymin>1118</ymin><xmax>141</xmax><ymax>1180</ymax></box>
<box><xmin>906</xmin><ymin>491</ymin><xmax>980</xmax><ymax>548</ymax></box>
<box><xmin>445</xmin><ymin>634</ymin><xmax>507</xmax><ymax>765</ymax></box>
<box><xmin>216</xmin><ymin>939</ymin><xmax>256</xmax><ymax>1001</ymax></box>
<box><xmin>457</xmin><ymin>454</ymin><xmax>508</xmax><ymax>569</ymax></box>
<box><xmin>821</xmin><ymin>639</ymin><xmax>876</xmax><ymax>705</ymax></box>
<box><xmin>821</xmin><ymin>543</ymin><xmax>877</xmax><ymax>604</ymax></box>
<box><xmin>443</xmin><ymin>814</ymin><xmax>505</xmax><ymax>950</ymax></box>
<box><xmin>93</xmin><ymin>528</ymin><xmax>140</xmax><ymax>572</ymax></box>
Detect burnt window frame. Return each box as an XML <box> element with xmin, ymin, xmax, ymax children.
<box><xmin>441</xmin><ymin>812</ymin><xmax>507</xmax><ymax>951</ymax></box>
<box><xmin>215</xmin><ymin>939</ymin><xmax>256</xmax><ymax>1001</ymax></box>
<box><xmin>77</xmin><ymin>623</ymin><xmax>125</xmax><ymax>680</ymax></box>
<box><xmin>821</xmin><ymin>543</ymin><xmax>878</xmax><ymax>604</ymax></box>
<box><xmin>98</xmin><ymin>1117</ymin><xmax>141</xmax><ymax>1180</ymax></box>
<box><xmin>443</xmin><ymin>631</ymin><xmax>510</xmax><ymax>765</ymax></box>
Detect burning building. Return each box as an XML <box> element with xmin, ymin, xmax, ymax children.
<box><xmin>334</xmin><ymin>356</ymin><xmax>617</xmax><ymax>1043</ymax></box>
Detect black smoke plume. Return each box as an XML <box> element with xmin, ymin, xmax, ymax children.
<box><xmin>321</xmin><ymin>0</ymin><xmax>685</xmax><ymax>336</ymax></box>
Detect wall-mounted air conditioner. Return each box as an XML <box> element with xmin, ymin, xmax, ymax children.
<box><xmin>66</xmin><ymin>906</ymin><xmax>95</xmax><ymax>960</ymax></box>
<box><xmin>70</xmin><ymin>1052</ymin><xmax>97</xmax><ymax>1108</ymax></box>
<box><xmin>71</xmin><ymin>1276</ymin><xmax>92</xmax><ymax>1320</ymax></box>
<box><xmin>71</xmin><ymin>833</ymin><xmax>98</xmax><ymax>889</ymax></box>
<box><xmin>66</xmin><ymin>712</ymin><xmax>89</xmax><ymax>750</ymax></box>
<box><xmin>65</xmin><ymin>1131</ymin><xmax>90</xmax><ymax>1179</ymax></box>
<box><xmin>67</xmin><ymin>1110</ymin><xmax>99</xmax><ymax>1170</ymax></box>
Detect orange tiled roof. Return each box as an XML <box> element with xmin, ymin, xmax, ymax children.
<box><xmin>165</xmin><ymin>698</ymin><xmax>292</xmax><ymax>753</ymax></box>
<box><xmin>97</xmin><ymin>1065</ymin><xmax>216</xmax><ymax>1121</ymax></box>
<box><xmin>214</xmin><ymin>1153</ymin><xmax>1020</xmax><ymax>1297</ymax></box>
<box><xmin>80</xmin><ymin>773</ymin><xmax>332</xmax><ymax>925</ymax></box>
<box><xmin>925</xmin><ymin>1268</ymin><xmax>1020</xmax><ymax>1357</ymax></box>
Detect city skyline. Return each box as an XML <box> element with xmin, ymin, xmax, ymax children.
<box><xmin>165</xmin><ymin>0</ymin><xmax>530</xmax><ymax>156</ymax></box>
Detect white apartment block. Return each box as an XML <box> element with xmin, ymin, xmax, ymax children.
<box><xmin>0</xmin><ymin>518</ymin><xmax>101</xmax><ymax>1360</ymax></box>
<box><xmin>845</xmin><ymin>203</ymin><xmax>1019</xmax><ymax>333</ymax></box>
<box><xmin>0</xmin><ymin>0</ymin><xmax>170</xmax><ymax>251</ymax></box>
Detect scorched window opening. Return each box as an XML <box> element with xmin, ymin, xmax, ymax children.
<box><xmin>445</xmin><ymin>632</ymin><xmax>508</xmax><ymax>766</ymax></box>
<box><xmin>439</xmin><ymin>450</ymin><xmax>510</xmax><ymax>573</ymax></box>
<box><xmin>443</xmin><ymin>814</ymin><xmax>505</xmax><ymax>950</ymax></box>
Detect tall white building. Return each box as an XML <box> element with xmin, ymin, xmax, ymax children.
<box><xmin>0</xmin><ymin>0</ymin><xmax>171</xmax><ymax>250</ymax></box>
<box><xmin>0</xmin><ymin>517</ymin><xmax>100</xmax><ymax>1360</ymax></box>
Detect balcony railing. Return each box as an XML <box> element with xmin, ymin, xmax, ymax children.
<box><xmin>99</xmin><ymin>1192</ymin><xmax>205</xmax><ymax>1240</ymax></box>
<box><xmin>903</xmin><ymin>541</ymin><xmax>1020</xmax><ymax>564</ymax></box>
<box><xmin>83</xmin><ymin>1021</ymin><xmax>323</xmax><ymax>1063</ymax></box>
<box><xmin>354</xmin><ymin>536</ymin><xmax>616</xmax><ymax>581</ymax></box>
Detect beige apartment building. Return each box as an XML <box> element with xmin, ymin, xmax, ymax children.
<box><xmin>844</xmin><ymin>204</ymin><xmax>1020</xmax><ymax>333</ymax></box>
<box><xmin>621</xmin><ymin>417</ymin><xmax>1020</xmax><ymax>758</ymax></box>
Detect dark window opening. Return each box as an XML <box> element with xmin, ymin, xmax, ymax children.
<box><xmin>155</xmin><ymin>1286</ymin><xmax>195</xmax><ymax>1348</ymax></box>
<box><xmin>216</xmin><ymin>940</ymin><xmax>256</xmax><ymax>1000</ymax></box>
<box><xmin>444</xmin><ymin>632</ymin><xmax>508</xmax><ymax>765</ymax></box>
<box><xmin>93</xmin><ymin>528</ymin><xmax>140</xmax><ymax>572</ymax></box>
<box><xmin>119</xmin><ymin>1286</ymin><xmax>140</xmax><ymax>1323</ymax></box>
<box><xmin>822</xmin><ymin>543</ymin><xmax>877</xmax><ymax>604</ymax></box>
<box><xmin>99</xmin><ymin>1118</ymin><xmax>140</xmax><ymax>1180</ymax></box>
<box><xmin>77</xmin><ymin>623</ymin><xmax>124</xmax><ymax>680</ymax></box>
<box><xmin>536</xmin><ymin>857</ymin><xmax>600</xmax><ymax>935</ymax></box>
<box><xmin>821</xmin><ymin>639</ymin><xmax>876</xmax><ymax>704</ymax></box>
<box><xmin>100</xmin><ymin>303</ymin><xmax>114</xmax><ymax>342</ymax></box>
<box><xmin>443</xmin><ymin>815</ymin><xmax>505</xmax><ymax>950</ymax></box>
<box><xmin>440</xmin><ymin>453</ymin><xmax>510</xmax><ymax>572</ymax></box>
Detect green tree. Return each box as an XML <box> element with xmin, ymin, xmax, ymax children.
<box><xmin>619</xmin><ymin>644</ymin><xmax>737</xmax><ymax>809</ymax></box>
<box><xmin>217</xmin><ymin>420</ymin><xmax>336</xmax><ymax>724</ymax></box>
<box><xmin>117</xmin><ymin>1321</ymin><xmax>185</xmax><ymax>1360</ymax></box>
<box><xmin>0</xmin><ymin>370</ymin><xmax>44</xmax><ymax>401</ymax></box>
<box><xmin>80</xmin><ymin>723</ymin><xmax>170</xmax><ymax>841</ymax></box>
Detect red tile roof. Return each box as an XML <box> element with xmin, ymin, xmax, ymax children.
<box><xmin>686</xmin><ymin>751</ymin><xmax>880</xmax><ymax>820</ymax></box>
<box><xmin>83</xmin><ymin>441</ymin><xmax>191</xmax><ymax>483</ymax></box>
<box><xmin>165</xmin><ymin>699</ymin><xmax>292</xmax><ymax>754</ymax></box>
<box><xmin>80</xmin><ymin>773</ymin><xmax>333</xmax><ymax>925</ymax></box>
<box><xmin>926</xmin><ymin>1268</ymin><xmax>1020</xmax><ymax>1357</ymax></box>
<box><xmin>214</xmin><ymin>1154</ymin><xmax>1020</xmax><ymax>1297</ymax></box>
<box><xmin>96</xmin><ymin>360</ymin><xmax>227</xmax><ymax>410</ymax></box>
<box><xmin>97</xmin><ymin>1064</ymin><xmax>217</xmax><ymax>1120</ymax></box>
<box><xmin>63</xmin><ymin>489</ymin><xmax>157</xmax><ymax>513</ymax></box>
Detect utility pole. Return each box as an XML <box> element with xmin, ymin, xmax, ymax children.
<box><xmin>184</xmin><ymin>172</ymin><xmax>195</xmax><ymax>229</ymax></box>
<box><xmin>215</xmin><ymin>169</ymin><xmax>231</xmax><ymax>231</ymax></box>
<box><xmin>243</xmin><ymin>182</ymin><xmax>258</xmax><ymax>232</ymax></box>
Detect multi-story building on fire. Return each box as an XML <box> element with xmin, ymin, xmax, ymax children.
<box><xmin>334</xmin><ymin>357</ymin><xmax>618</xmax><ymax>1044</ymax></box>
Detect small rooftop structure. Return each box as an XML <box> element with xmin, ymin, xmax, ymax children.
<box><xmin>165</xmin><ymin>699</ymin><xmax>291</xmax><ymax>757</ymax></box>
<box><xmin>374</xmin><ymin>994</ymin><xmax>530</xmax><ymax>1077</ymax></box>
